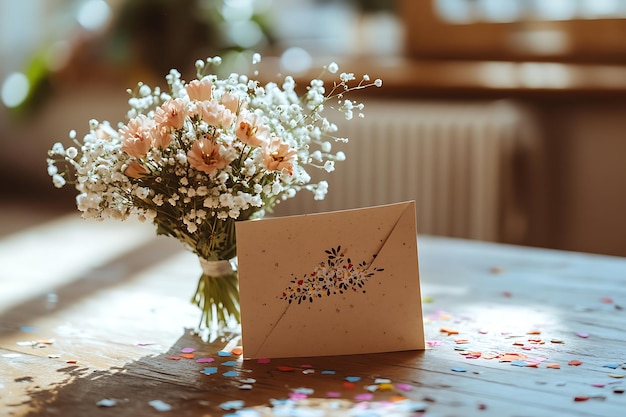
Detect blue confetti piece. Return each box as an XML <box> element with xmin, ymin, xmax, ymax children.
<box><xmin>220</xmin><ymin>400</ymin><xmax>245</xmax><ymax>411</ymax></box>
<box><xmin>345</xmin><ymin>376</ymin><xmax>361</xmax><ymax>383</ymax></box>
<box><xmin>321</xmin><ymin>370</ymin><xmax>336</xmax><ymax>375</ymax></box>
<box><xmin>20</xmin><ymin>326</ymin><xmax>35</xmax><ymax>333</ymax></box>
<box><xmin>223</xmin><ymin>371</ymin><xmax>238</xmax><ymax>377</ymax></box>
<box><xmin>222</xmin><ymin>361</ymin><xmax>238</xmax><ymax>367</ymax></box>
<box><xmin>604</xmin><ymin>363</ymin><xmax>619</xmax><ymax>369</ymax></box>
<box><xmin>451</xmin><ymin>367</ymin><xmax>467</xmax><ymax>372</ymax></box>
<box><xmin>201</xmin><ymin>367</ymin><xmax>218</xmax><ymax>375</ymax></box>
<box><xmin>218</xmin><ymin>350</ymin><xmax>232</xmax><ymax>357</ymax></box>
<box><xmin>511</xmin><ymin>360</ymin><xmax>528</xmax><ymax>367</ymax></box>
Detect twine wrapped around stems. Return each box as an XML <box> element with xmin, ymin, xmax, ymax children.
<box><xmin>192</xmin><ymin>257</ymin><xmax>240</xmax><ymax>329</ymax></box>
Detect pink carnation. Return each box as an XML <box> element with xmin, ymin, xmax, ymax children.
<box><xmin>120</xmin><ymin>114</ymin><xmax>155</xmax><ymax>158</ymax></box>
<box><xmin>187</xmin><ymin>137</ymin><xmax>230</xmax><ymax>174</ymax></box>
<box><xmin>263</xmin><ymin>137</ymin><xmax>297</xmax><ymax>174</ymax></box>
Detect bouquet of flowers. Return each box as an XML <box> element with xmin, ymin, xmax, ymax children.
<box><xmin>46</xmin><ymin>54</ymin><xmax>381</xmax><ymax>329</ymax></box>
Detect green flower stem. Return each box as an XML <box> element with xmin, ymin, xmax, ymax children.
<box><xmin>192</xmin><ymin>265</ymin><xmax>240</xmax><ymax>329</ymax></box>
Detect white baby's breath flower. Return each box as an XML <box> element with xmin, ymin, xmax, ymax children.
<box><xmin>328</xmin><ymin>62</ymin><xmax>339</xmax><ymax>74</ymax></box>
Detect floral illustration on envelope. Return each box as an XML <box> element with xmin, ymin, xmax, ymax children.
<box><xmin>279</xmin><ymin>245</ymin><xmax>384</xmax><ymax>304</ymax></box>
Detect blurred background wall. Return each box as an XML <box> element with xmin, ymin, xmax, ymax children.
<box><xmin>1</xmin><ymin>0</ymin><xmax>625</xmax><ymax>257</ymax></box>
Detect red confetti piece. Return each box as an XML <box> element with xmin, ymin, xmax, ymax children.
<box><xmin>568</xmin><ymin>360</ymin><xmax>583</xmax><ymax>366</ymax></box>
<box><xmin>66</xmin><ymin>360</ymin><xmax>77</xmax><ymax>364</ymax></box>
<box><xmin>502</xmin><ymin>291</ymin><xmax>512</xmax><ymax>298</ymax></box>
<box><xmin>257</xmin><ymin>358</ymin><xmax>271</xmax><ymax>364</ymax></box>
<box><xmin>574</xmin><ymin>396</ymin><xmax>589</xmax><ymax>402</ymax></box>
<box><xmin>601</xmin><ymin>297</ymin><xmax>613</xmax><ymax>304</ymax></box>
<box><xmin>546</xmin><ymin>363</ymin><xmax>560</xmax><ymax>369</ymax></box>
<box><xmin>527</xmin><ymin>330</ymin><xmax>541</xmax><ymax>335</ymax></box>
<box><xmin>277</xmin><ymin>366</ymin><xmax>296</xmax><ymax>372</ymax></box>
<box><xmin>478</xmin><ymin>403</ymin><xmax>487</xmax><ymax>410</ymax></box>
<box><xmin>343</xmin><ymin>382</ymin><xmax>357</xmax><ymax>390</ymax></box>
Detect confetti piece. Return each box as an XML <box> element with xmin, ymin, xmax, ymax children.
<box><xmin>345</xmin><ymin>376</ymin><xmax>361</xmax><ymax>383</ymax></box>
<box><xmin>573</xmin><ymin>396</ymin><xmax>589</xmax><ymax>402</ymax></box>
<box><xmin>608</xmin><ymin>374</ymin><xmax>625</xmax><ymax>378</ymax></box>
<box><xmin>293</xmin><ymin>387</ymin><xmax>314</xmax><ymax>395</ymax></box>
<box><xmin>277</xmin><ymin>366</ymin><xmax>296</xmax><ymax>372</ymax></box>
<box><xmin>289</xmin><ymin>392</ymin><xmax>308</xmax><ymax>400</ymax></box>
<box><xmin>326</xmin><ymin>391</ymin><xmax>341</xmax><ymax>398</ymax></box>
<box><xmin>527</xmin><ymin>330</ymin><xmax>541</xmax><ymax>335</ymax></box>
<box><xmin>422</xmin><ymin>296</ymin><xmax>434</xmax><ymax>303</ymax></box>
<box><xmin>601</xmin><ymin>297</ymin><xmax>613</xmax><ymax>304</ymax></box>
<box><xmin>302</xmin><ymin>369</ymin><xmax>315</xmax><ymax>374</ymax></box>
<box><xmin>201</xmin><ymin>367</ymin><xmax>218</xmax><ymax>375</ymax></box>
<box><xmin>222</xmin><ymin>361</ymin><xmax>237</xmax><ymax>367</ymax></box>
<box><xmin>148</xmin><ymin>400</ymin><xmax>172</xmax><ymax>412</ymax></box>
<box><xmin>343</xmin><ymin>382</ymin><xmax>356</xmax><ymax>390</ymax></box>
<box><xmin>238</xmin><ymin>384</ymin><xmax>253</xmax><ymax>390</ymax></box>
<box><xmin>230</xmin><ymin>347</ymin><xmax>243</xmax><ymax>355</ymax></box>
<box><xmin>613</xmin><ymin>388</ymin><xmax>625</xmax><ymax>394</ymax></box>
<box><xmin>66</xmin><ymin>360</ymin><xmax>77</xmax><ymax>364</ymax></box>
<box><xmin>440</xmin><ymin>327</ymin><xmax>459</xmax><ymax>336</ymax></box>
<box><xmin>166</xmin><ymin>356</ymin><xmax>181</xmax><ymax>360</ymax></box>
<box><xmin>511</xmin><ymin>360</ymin><xmax>528</xmax><ymax>367</ymax></box>
<box><xmin>321</xmin><ymin>370</ymin><xmax>336</xmax><ymax>375</ymax></box>
<box><xmin>181</xmin><ymin>347</ymin><xmax>195</xmax><ymax>353</ymax></box>
<box><xmin>240</xmin><ymin>378</ymin><xmax>256</xmax><ymax>384</ymax></box>
<box><xmin>592</xmin><ymin>383</ymin><xmax>605</xmax><ymax>388</ymax></box>
<box><xmin>378</xmin><ymin>383</ymin><xmax>393</xmax><ymax>391</ymax></box>
<box><xmin>2</xmin><ymin>353</ymin><xmax>22</xmax><ymax>358</ymax></box>
<box><xmin>603</xmin><ymin>363</ymin><xmax>619</xmax><ymax>369</ymax></box>
<box><xmin>478</xmin><ymin>403</ymin><xmax>487</xmax><ymax>410</ymax></box>
<box><xmin>220</xmin><ymin>400</ymin><xmax>245</xmax><ymax>411</ymax></box>
<box><xmin>577</xmin><ymin>333</ymin><xmax>589</xmax><ymax>339</ymax></box>
<box><xmin>223</xmin><ymin>371</ymin><xmax>238</xmax><ymax>377</ymax></box>
<box><xmin>568</xmin><ymin>360</ymin><xmax>583</xmax><ymax>366</ymax></box>
<box><xmin>451</xmin><ymin>367</ymin><xmax>467</xmax><ymax>372</ymax></box>
<box><xmin>395</xmin><ymin>383</ymin><xmax>413</xmax><ymax>392</ymax></box>
<box><xmin>217</xmin><ymin>351</ymin><xmax>231</xmax><ymax>357</ymax></box>
<box><xmin>354</xmin><ymin>393</ymin><xmax>374</xmax><ymax>401</ymax></box>
<box><xmin>47</xmin><ymin>354</ymin><xmax>61</xmax><ymax>359</ymax></box>
<box><xmin>257</xmin><ymin>358</ymin><xmax>270</xmax><ymax>364</ymax></box>
<box><xmin>180</xmin><ymin>353</ymin><xmax>195</xmax><ymax>359</ymax></box>
<box><xmin>490</xmin><ymin>266</ymin><xmax>503</xmax><ymax>274</ymax></box>
<box><xmin>426</xmin><ymin>340</ymin><xmax>443</xmax><ymax>347</ymax></box>
<box><xmin>20</xmin><ymin>326</ymin><xmax>35</xmax><ymax>333</ymax></box>
<box><xmin>546</xmin><ymin>363</ymin><xmax>561</xmax><ymax>369</ymax></box>
<box><xmin>502</xmin><ymin>291</ymin><xmax>512</xmax><ymax>298</ymax></box>
<box><xmin>374</xmin><ymin>378</ymin><xmax>391</xmax><ymax>384</ymax></box>
<box><xmin>550</xmin><ymin>339</ymin><xmax>565</xmax><ymax>344</ymax></box>
<box><xmin>365</xmin><ymin>385</ymin><xmax>378</xmax><ymax>392</ymax></box>
<box><xmin>96</xmin><ymin>399</ymin><xmax>117</xmax><ymax>407</ymax></box>
<box><xmin>195</xmin><ymin>357</ymin><xmax>215</xmax><ymax>363</ymax></box>
<box><xmin>455</xmin><ymin>339</ymin><xmax>470</xmax><ymax>344</ymax></box>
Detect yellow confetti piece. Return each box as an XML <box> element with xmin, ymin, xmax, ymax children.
<box><xmin>608</xmin><ymin>374</ymin><xmax>624</xmax><ymax>378</ymax></box>
<box><xmin>378</xmin><ymin>383</ymin><xmax>393</xmax><ymax>391</ymax></box>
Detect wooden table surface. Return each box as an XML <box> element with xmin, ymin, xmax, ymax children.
<box><xmin>1</xmin><ymin>214</ymin><xmax>625</xmax><ymax>417</ymax></box>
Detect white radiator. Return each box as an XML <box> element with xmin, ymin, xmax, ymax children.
<box><xmin>272</xmin><ymin>100</ymin><xmax>539</xmax><ymax>243</ymax></box>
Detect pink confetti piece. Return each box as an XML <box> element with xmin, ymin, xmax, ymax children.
<box><xmin>354</xmin><ymin>393</ymin><xmax>374</xmax><ymax>401</ymax></box>
<box><xmin>426</xmin><ymin>340</ymin><xmax>443</xmax><ymax>347</ymax></box>
<box><xmin>289</xmin><ymin>392</ymin><xmax>308</xmax><ymax>400</ymax></box>
<box><xmin>577</xmin><ymin>333</ymin><xmax>589</xmax><ymax>338</ymax></box>
<box><xmin>257</xmin><ymin>358</ymin><xmax>271</xmax><ymax>364</ymax></box>
<box><xmin>395</xmin><ymin>383</ymin><xmax>413</xmax><ymax>391</ymax></box>
<box><xmin>195</xmin><ymin>357</ymin><xmax>215</xmax><ymax>363</ymax></box>
<box><xmin>326</xmin><ymin>392</ymin><xmax>341</xmax><ymax>398</ymax></box>
<box><xmin>592</xmin><ymin>383</ymin><xmax>606</xmax><ymax>388</ymax></box>
<box><xmin>181</xmin><ymin>347</ymin><xmax>195</xmax><ymax>353</ymax></box>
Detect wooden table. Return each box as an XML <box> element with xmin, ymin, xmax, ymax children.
<box><xmin>1</xmin><ymin>214</ymin><xmax>625</xmax><ymax>416</ymax></box>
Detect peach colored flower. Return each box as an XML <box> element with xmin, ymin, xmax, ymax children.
<box><xmin>220</xmin><ymin>92</ymin><xmax>241</xmax><ymax>114</ymax></box>
<box><xmin>196</xmin><ymin>100</ymin><xmax>235</xmax><ymax>128</ymax></box>
<box><xmin>119</xmin><ymin>114</ymin><xmax>155</xmax><ymax>158</ymax></box>
<box><xmin>154</xmin><ymin>98</ymin><xmax>186</xmax><ymax>131</ymax></box>
<box><xmin>187</xmin><ymin>137</ymin><xmax>230</xmax><ymax>174</ymax></box>
<box><xmin>236</xmin><ymin>110</ymin><xmax>269</xmax><ymax>147</ymax></box>
<box><xmin>186</xmin><ymin>79</ymin><xmax>213</xmax><ymax>102</ymax></box>
<box><xmin>151</xmin><ymin>125</ymin><xmax>172</xmax><ymax>150</ymax></box>
<box><xmin>263</xmin><ymin>137</ymin><xmax>297</xmax><ymax>174</ymax></box>
<box><xmin>124</xmin><ymin>160</ymin><xmax>149</xmax><ymax>179</ymax></box>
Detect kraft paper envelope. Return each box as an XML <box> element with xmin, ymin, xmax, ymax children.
<box><xmin>236</xmin><ymin>201</ymin><xmax>424</xmax><ymax>359</ymax></box>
